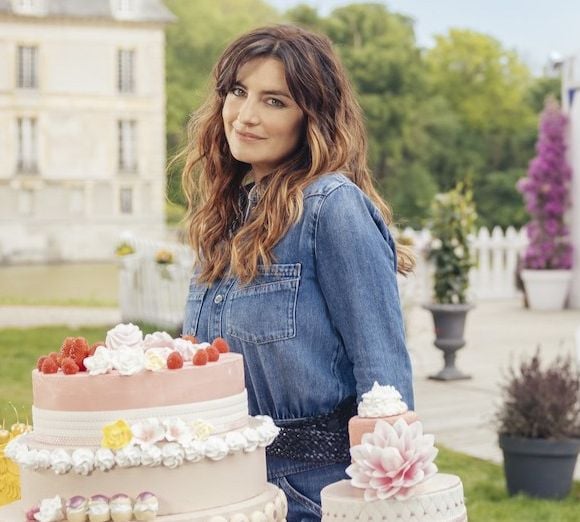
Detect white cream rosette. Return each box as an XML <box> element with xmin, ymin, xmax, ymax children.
<box><xmin>106</xmin><ymin>323</ymin><xmax>143</xmax><ymax>350</ymax></box>
<box><xmin>71</xmin><ymin>448</ymin><xmax>95</xmax><ymax>475</ymax></box>
<box><xmin>358</xmin><ymin>381</ymin><xmax>409</xmax><ymax>418</ymax></box>
<box><xmin>161</xmin><ymin>442</ymin><xmax>185</xmax><ymax>469</ymax></box>
<box><xmin>140</xmin><ymin>445</ymin><xmax>163</xmax><ymax>467</ymax></box>
<box><xmin>112</xmin><ymin>346</ymin><xmax>146</xmax><ymax>376</ymax></box>
<box><xmin>143</xmin><ymin>331</ymin><xmax>174</xmax><ymax>350</ymax></box>
<box><xmin>84</xmin><ymin>346</ymin><xmax>114</xmax><ymax>376</ymax></box>
<box><xmin>94</xmin><ymin>448</ymin><xmax>115</xmax><ymax>471</ymax></box>
<box><xmin>204</xmin><ymin>436</ymin><xmax>229</xmax><ymax>461</ymax></box>
<box><xmin>50</xmin><ymin>449</ymin><xmax>72</xmax><ymax>475</ymax></box>
<box><xmin>35</xmin><ymin>495</ymin><xmax>65</xmax><ymax>522</ymax></box>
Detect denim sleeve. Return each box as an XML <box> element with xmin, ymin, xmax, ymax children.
<box><xmin>314</xmin><ymin>184</ymin><xmax>414</xmax><ymax>408</ymax></box>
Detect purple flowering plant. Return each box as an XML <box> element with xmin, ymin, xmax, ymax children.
<box><xmin>517</xmin><ymin>98</ymin><xmax>573</xmax><ymax>269</ymax></box>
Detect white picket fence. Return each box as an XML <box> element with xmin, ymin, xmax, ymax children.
<box><xmin>118</xmin><ymin>235</ymin><xmax>193</xmax><ymax>329</ymax></box>
<box><xmin>118</xmin><ymin>227</ymin><xmax>528</xmax><ymax>327</ymax></box>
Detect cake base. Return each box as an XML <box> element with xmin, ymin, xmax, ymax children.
<box><xmin>321</xmin><ymin>473</ymin><xmax>467</xmax><ymax>522</ymax></box>
<box><xmin>0</xmin><ymin>484</ymin><xmax>287</xmax><ymax>522</ymax></box>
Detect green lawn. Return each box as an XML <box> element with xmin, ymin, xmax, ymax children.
<box><xmin>1</xmin><ymin>326</ymin><xmax>578</xmax><ymax>520</ymax></box>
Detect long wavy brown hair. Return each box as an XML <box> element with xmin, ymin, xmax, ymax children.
<box><xmin>179</xmin><ymin>24</ymin><xmax>415</xmax><ymax>283</ymax></box>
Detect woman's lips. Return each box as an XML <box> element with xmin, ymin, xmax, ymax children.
<box><xmin>234</xmin><ymin>129</ymin><xmax>266</xmax><ymax>141</ymax></box>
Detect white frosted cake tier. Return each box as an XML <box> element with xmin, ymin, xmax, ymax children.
<box><xmin>156</xmin><ymin>483</ymin><xmax>287</xmax><ymax>521</ymax></box>
<box><xmin>16</xmin><ymin>448</ymin><xmax>267</xmax><ymax>517</ymax></box>
<box><xmin>0</xmin><ymin>483</ymin><xmax>287</xmax><ymax>522</ymax></box>
<box><xmin>321</xmin><ymin>474</ymin><xmax>467</xmax><ymax>522</ymax></box>
<box><xmin>31</xmin><ymin>390</ymin><xmax>248</xmax><ymax>446</ymax></box>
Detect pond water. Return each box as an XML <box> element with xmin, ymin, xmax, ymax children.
<box><xmin>0</xmin><ymin>263</ymin><xmax>119</xmax><ymax>306</ymax></box>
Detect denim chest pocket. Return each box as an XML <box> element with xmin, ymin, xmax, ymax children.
<box><xmin>183</xmin><ymin>276</ymin><xmax>208</xmax><ymax>336</ymax></box>
<box><xmin>227</xmin><ymin>263</ymin><xmax>301</xmax><ymax>345</ymax></box>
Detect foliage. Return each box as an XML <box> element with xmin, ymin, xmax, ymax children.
<box><xmin>427</xmin><ymin>183</ymin><xmax>477</xmax><ymax>304</ymax></box>
<box><xmin>164</xmin><ymin>1</ymin><xmax>559</xmax><ymax>228</ymax></box>
<box><xmin>155</xmin><ymin>249</ymin><xmax>174</xmax><ymax>265</ymax></box>
<box><xmin>517</xmin><ymin>98</ymin><xmax>573</xmax><ymax>269</ymax></box>
<box><xmin>473</xmin><ymin>169</ymin><xmax>528</xmax><ymax>229</ymax></box>
<box><xmin>115</xmin><ymin>242</ymin><xmax>135</xmax><ymax>257</ymax></box>
<box><xmin>495</xmin><ymin>350</ymin><xmax>580</xmax><ymax>439</ymax></box>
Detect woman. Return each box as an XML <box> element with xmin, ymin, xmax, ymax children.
<box><xmin>180</xmin><ymin>24</ymin><xmax>414</xmax><ymax>521</ymax></box>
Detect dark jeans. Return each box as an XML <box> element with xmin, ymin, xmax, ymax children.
<box><xmin>268</xmin><ymin>456</ymin><xmax>348</xmax><ymax>521</ymax></box>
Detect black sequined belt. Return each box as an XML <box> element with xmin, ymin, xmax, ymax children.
<box><xmin>266</xmin><ymin>396</ymin><xmax>357</xmax><ymax>463</ymax></box>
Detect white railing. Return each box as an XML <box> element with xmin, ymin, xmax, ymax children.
<box><xmin>117</xmin><ymin>235</ymin><xmax>193</xmax><ymax>329</ymax></box>
<box><xmin>118</xmin><ymin>227</ymin><xmax>528</xmax><ymax>327</ymax></box>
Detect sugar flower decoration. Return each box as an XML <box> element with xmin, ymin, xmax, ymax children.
<box><xmin>346</xmin><ymin>419</ymin><xmax>438</xmax><ymax>501</ymax></box>
<box><xmin>102</xmin><ymin>420</ymin><xmax>133</xmax><ymax>450</ymax></box>
<box><xmin>163</xmin><ymin>418</ymin><xmax>192</xmax><ymax>445</ymax></box>
<box><xmin>144</xmin><ymin>348</ymin><xmax>170</xmax><ymax>371</ymax></box>
<box><xmin>131</xmin><ymin>418</ymin><xmax>165</xmax><ymax>447</ymax></box>
<box><xmin>191</xmin><ymin>419</ymin><xmax>215</xmax><ymax>441</ymax></box>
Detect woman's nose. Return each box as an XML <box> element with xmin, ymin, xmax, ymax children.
<box><xmin>237</xmin><ymin>98</ymin><xmax>260</xmax><ymax>125</ymax></box>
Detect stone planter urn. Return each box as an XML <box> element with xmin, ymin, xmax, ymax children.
<box><xmin>422</xmin><ymin>303</ymin><xmax>474</xmax><ymax>381</ymax></box>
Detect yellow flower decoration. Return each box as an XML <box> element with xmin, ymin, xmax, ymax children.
<box><xmin>101</xmin><ymin>420</ymin><xmax>133</xmax><ymax>450</ymax></box>
<box><xmin>191</xmin><ymin>419</ymin><xmax>215</xmax><ymax>441</ymax></box>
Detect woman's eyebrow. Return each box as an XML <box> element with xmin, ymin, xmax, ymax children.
<box><xmin>234</xmin><ymin>80</ymin><xmax>292</xmax><ymax>99</ymax></box>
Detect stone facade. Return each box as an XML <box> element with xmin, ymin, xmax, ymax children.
<box><xmin>0</xmin><ymin>0</ymin><xmax>175</xmax><ymax>262</ymax></box>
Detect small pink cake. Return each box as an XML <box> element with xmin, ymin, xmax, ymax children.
<box><xmin>348</xmin><ymin>382</ymin><xmax>418</xmax><ymax>446</ymax></box>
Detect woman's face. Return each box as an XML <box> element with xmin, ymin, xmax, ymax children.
<box><xmin>222</xmin><ymin>57</ymin><xmax>305</xmax><ymax>181</ymax></box>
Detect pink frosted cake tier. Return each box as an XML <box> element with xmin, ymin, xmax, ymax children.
<box><xmin>30</xmin><ymin>353</ymin><xmax>248</xmax><ymax>447</ymax></box>
<box><xmin>348</xmin><ymin>411</ymin><xmax>419</xmax><ymax>446</ymax></box>
<box><xmin>321</xmin><ymin>474</ymin><xmax>467</xmax><ymax>522</ymax></box>
<box><xmin>33</xmin><ymin>352</ymin><xmax>244</xmax><ymax>411</ymax></box>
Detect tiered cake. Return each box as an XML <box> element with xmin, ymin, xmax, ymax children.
<box><xmin>321</xmin><ymin>383</ymin><xmax>467</xmax><ymax>522</ymax></box>
<box><xmin>0</xmin><ymin>324</ymin><xmax>287</xmax><ymax>521</ymax></box>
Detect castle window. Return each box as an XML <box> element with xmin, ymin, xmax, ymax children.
<box><xmin>17</xmin><ymin>45</ymin><xmax>38</xmax><ymax>89</ymax></box>
<box><xmin>17</xmin><ymin>117</ymin><xmax>38</xmax><ymax>174</ymax></box>
<box><xmin>118</xmin><ymin>49</ymin><xmax>135</xmax><ymax>93</ymax></box>
<box><xmin>118</xmin><ymin>120</ymin><xmax>137</xmax><ymax>172</ymax></box>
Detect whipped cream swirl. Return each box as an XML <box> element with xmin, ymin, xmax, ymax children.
<box><xmin>358</xmin><ymin>382</ymin><xmax>408</xmax><ymax>418</ymax></box>
<box><xmin>106</xmin><ymin>323</ymin><xmax>143</xmax><ymax>351</ymax></box>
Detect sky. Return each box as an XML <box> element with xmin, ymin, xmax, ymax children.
<box><xmin>268</xmin><ymin>0</ymin><xmax>580</xmax><ymax>74</ymax></box>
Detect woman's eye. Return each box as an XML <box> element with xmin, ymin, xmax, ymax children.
<box><xmin>231</xmin><ymin>87</ymin><xmax>245</xmax><ymax>97</ymax></box>
<box><xmin>267</xmin><ymin>98</ymin><xmax>284</xmax><ymax>107</ymax></box>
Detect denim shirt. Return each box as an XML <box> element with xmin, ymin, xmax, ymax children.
<box><xmin>183</xmin><ymin>173</ymin><xmax>414</xmax><ymax>424</ymax></box>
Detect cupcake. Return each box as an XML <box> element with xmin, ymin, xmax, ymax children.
<box><xmin>110</xmin><ymin>494</ymin><xmax>133</xmax><ymax>522</ymax></box>
<box><xmin>87</xmin><ymin>495</ymin><xmax>110</xmax><ymax>522</ymax></box>
<box><xmin>66</xmin><ymin>496</ymin><xmax>88</xmax><ymax>522</ymax></box>
<box><xmin>133</xmin><ymin>492</ymin><xmax>159</xmax><ymax>521</ymax></box>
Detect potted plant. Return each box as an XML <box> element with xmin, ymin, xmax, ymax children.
<box><xmin>496</xmin><ymin>350</ymin><xmax>580</xmax><ymax>499</ymax></box>
<box><xmin>517</xmin><ymin>97</ymin><xmax>573</xmax><ymax>310</ymax></box>
<box><xmin>423</xmin><ymin>182</ymin><xmax>477</xmax><ymax>381</ymax></box>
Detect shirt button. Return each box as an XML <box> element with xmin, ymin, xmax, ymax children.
<box><xmin>214</xmin><ymin>294</ymin><xmax>223</xmax><ymax>304</ymax></box>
